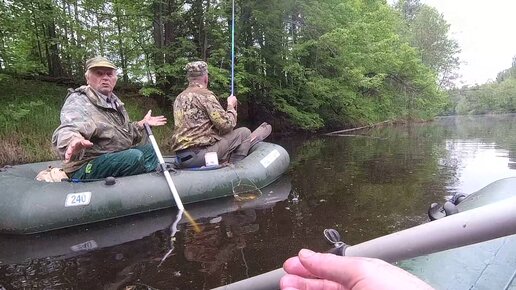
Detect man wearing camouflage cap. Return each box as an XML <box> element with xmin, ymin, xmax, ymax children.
<box><xmin>170</xmin><ymin>61</ymin><xmax>271</xmax><ymax>168</ymax></box>
<box><xmin>51</xmin><ymin>56</ymin><xmax>167</xmax><ymax>180</ymax></box>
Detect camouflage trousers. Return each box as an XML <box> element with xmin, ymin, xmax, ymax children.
<box><xmin>71</xmin><ymin>144</ymin><xmax>158</xmax><ymax>180</ymax></box>
<box><xmin>176</xmin><ymin>127</ymin><xmax>251</xmax><ymax>168</ymax></box>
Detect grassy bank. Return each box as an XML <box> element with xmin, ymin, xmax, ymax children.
<box><xmin>0</xmin><ymin>74</ymin><xmax>173</xmax><ymax>167</ymax></box>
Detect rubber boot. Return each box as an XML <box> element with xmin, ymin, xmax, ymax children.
<box><xmin>250</xmin><ymin>122</ymin><xmax>272</xmax><ymax>148</ymax></box>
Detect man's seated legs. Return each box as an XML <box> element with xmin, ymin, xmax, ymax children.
<box><xmin>176</xmin><ymin>127</ymin><xmax>251</xmax><ymax>168</ymax></box>
<box><xmin>214</xmin><ymin>127</ymin><xmax>251</xmax><ymax>163</ymax></box>
<box><xmin>71</xmin><ymin>144</ymin><xmax>158</xmax><ymax>180</ymax></box>
<box><xmin>224</xmin><ymin>127</ymin><xmax>251</xmax><ymax>163</ymax></box>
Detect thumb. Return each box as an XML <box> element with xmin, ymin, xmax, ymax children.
<box><xmin>297</xmin><ymin>249</ymin><xmax>359</xmax><ymax>287</ymax></box>
<box><xmin>82</xmin><ymin>140</ymin><xmax>94</xmax><ymax>147</ymax></box>
<box><xmin>146</xmin><ymin>110</ymin><xmax>152</xmax><ymax>118</ymax></box>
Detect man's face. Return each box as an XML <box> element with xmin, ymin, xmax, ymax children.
<box><xmin>86</xmin><ymin>67</ymin><xmax>117</xmax><ymax>96</ymax></box>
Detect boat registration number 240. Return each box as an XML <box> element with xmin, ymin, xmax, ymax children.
<box><xmin>65</xmin><ymin>192</ymin><xmax>92</xmax><ymax>207</ymax></box>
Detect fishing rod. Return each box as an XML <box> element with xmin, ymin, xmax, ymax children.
<box><xmin>230</xmin><ymin>0</ymin><xmax>235</xmax><ymax>96</ymax></box>
<box><xmin>211</xmin><ymin>195</ymin><xmax>516</xmax><ymax>290</ymax></box>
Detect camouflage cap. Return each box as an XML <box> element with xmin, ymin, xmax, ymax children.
<box><xmin>85</xmin><ymin>56</ymin><xmax>117</xmax><ymax>71</ymax></box>
<box><xmin>185</xmin><ymin>61</ymin><xmax>208</xmax><ymax>77</ymax></box>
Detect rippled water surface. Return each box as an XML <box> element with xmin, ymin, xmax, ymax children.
<box><xmin>1</xmin><ymin>114</ymin><xmax>516</xmax><ymax>289</ymax></box>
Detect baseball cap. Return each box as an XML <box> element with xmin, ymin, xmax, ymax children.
<box><xmin>185</xmin><ymin>61</ymin><xmax>208</xmax><ymax>77</ymax></box>
<box><xmin>85</xmin><ymin>56</ymin><xmax>117</xmax><ymax>70</ymax></box>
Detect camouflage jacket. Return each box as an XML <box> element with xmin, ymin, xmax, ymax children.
<box><xmin>52</xmin><ymin>85</ymin><xmax>144</xmax><ymax>173</ymax></box>
<box><xmin>170</xmin><ymin>82</ymin><xmax>237</xmax><ymax>152</ymax></box>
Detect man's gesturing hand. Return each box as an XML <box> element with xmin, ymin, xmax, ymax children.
<box><xmin>138</xmin><ymin>110</ymin><xmax>167</xmax><ymax>128</ymax></box>
<box><xmin>65</xmin><ymin>139</ymin><xmax>94</xmax><ymax>162</ymax></box>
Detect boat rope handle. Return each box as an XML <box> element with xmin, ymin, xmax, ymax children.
<box><xmin>324</xmin><ymin>228</ymin><xmax>344</xmax><ymax>247</ymax></box>
<box><xmin>324</xmin><ymin>228</ymin><xmax>349</xmax><ymax>256</ymax></box>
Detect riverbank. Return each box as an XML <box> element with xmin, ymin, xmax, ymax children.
<box><xmin>0</xmin><ymin>73</ymin><xmax>436</xmax><ymax>167</ymax></box>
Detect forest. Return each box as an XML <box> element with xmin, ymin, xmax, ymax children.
<box><xmin>446</xmin><ymin>58</ymin><xmax>516</xmax><ymax>115</ymax></box>
<box><xmin>0</xmin><ymin>0</ymin><xmax>461</xmax><ymax>131</ymax></box>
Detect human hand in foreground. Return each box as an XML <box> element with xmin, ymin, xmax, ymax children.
<box><xmin>138</xmin><ymin>110</ymin><xmax>167</xmax><ymax>128</ymax></box>
<box><xmin>65</xmin><ymin>139</ymin><xmax>94</xmax><ymax>162</ymax></box>
<box><xmin>281</xmin><ymin>249</ymin><xmax>434</xmax><ymax>290</ymax></box>
<box><xmin>227</xmin><ymin>95</ymin><xmax>238</xmax><ymax>109</ymax></box>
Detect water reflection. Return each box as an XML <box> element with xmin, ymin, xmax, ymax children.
<box><xmin>445</xmin><ymin>142</ymin><xmax>515</xmax><ymax>194</ymax></box>
<box><xmin>0</xmin><ymin>176</ymin><xmax>292</xmax><ymax>289</ymax></box>
<box><xmin>279</xmin><ymin>114</ymin><xmax>516</xmax><ymax>245</ymax></box>
<box><xmin>184</xmin><ymin>209</ymin><xmax>257</xmax><ymax>274</ymax></box>
<box><xmin>2</xmin><ymin>115</ymin><xmax>516</xmax><ymax>289</ymax></box>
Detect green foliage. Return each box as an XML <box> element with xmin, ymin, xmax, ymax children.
<box><xmin>0</xmin><ymin>101</ymin><xmax>46</xmax><ymax>126</ymax></box>
<box><xmin>139</xmin><ymin>87</ymin><xmax>164</xmax><ymax>97</ymax></box>
<box><xmin>496</xmin><ymin>57</ymin><xmax>516</xmax><ymax>82</ymax></box>
<box><xmin>0</xmin><ymin>74</ymin><xmax>65</xmax><ymax>163</ymax></box>
<box><xmin>277</xmin><ymin>0</ymin><xmax>446</xmax><ymax>126</ymax></box>
<box><xmin>449</xmin><ymin>58</ymin><xmax>516</xmax><ymax>115</ymax></box>
<box><xmin>0</xmin><ymin>0</ymin><xmax>458</xmax><ymax>132</ymax></box>
<box><xmin>394</xmin><ymin>0</ymin><xmax>460</xmax><ymax>89</ymax></box>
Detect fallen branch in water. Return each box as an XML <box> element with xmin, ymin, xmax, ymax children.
<box><xmin>325</xmin><ymin>120</ymin><xmax>391</xmax><ymax>136</ymax></box>
<box><xmin>327</xmin><ymin>134</ymin><xmax>386</xmax><ymax>139</ymax></box>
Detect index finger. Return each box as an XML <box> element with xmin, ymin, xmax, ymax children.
<box><xmin>280</xmin><ymin>274</ymin><xmax>344</xmax><ymax>290</ymax></box>
<box><xmin>64</xmin><ymin>139</ymin><xmax>78</xmax><ymax>159</ymax></box>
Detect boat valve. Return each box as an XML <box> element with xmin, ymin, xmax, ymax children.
<box><xmin>105</xmin><ymin>176</ymin><xmax>116</xmax><ymax>186</ymax></box>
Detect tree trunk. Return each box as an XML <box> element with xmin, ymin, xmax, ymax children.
<box><xmin>29</xmin><ymin>0</ymin><xmax>45</xmax><ymax>68</ymax></box>
<box><xmin>46</xmin><ymin>19</ymin><xmax>64</xmax><ymax>77</ymax></box>
<box><xmin>73</xmin><ymin>0</ymin><xmax>83</xmax><ymax>78</ymax></box>
<box><xmin>95</xmin><ymin>6</ymin><xmax>105</xmax><ymax>55</ymax></box>
<box><xmin>163</xmin><ymin>0</ymin><xmax>181</xmax><ymax>89</ymax></box>
<box><xmin>61</xmin><ymin>0</ymin><xmax>71</xmax><ymax>76</ymax></box>
<box><xmin>202</xmin><ymin>0</ymin><xmax>210</xmax><ymax>60</ymax></box>
<box><xmin>152</xmin><ymin>0</ymin><xmax>165</xmax><ymax>84</ymax></box>
<box><xmin>114</xmin><ymin>5</ymin><xmax>128</xmax><ymax>83</ymax></box>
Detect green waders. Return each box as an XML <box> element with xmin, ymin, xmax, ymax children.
<box><xmin>71</xmin><ymin>144</ymin><xmax>158</xmax><ymax>180</ymax></box>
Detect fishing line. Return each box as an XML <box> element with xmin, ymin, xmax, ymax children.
<box><xmin>170</xmin><ymin>1</ymin><xmax>237</xmax><ymax>233</ymax></box>
<box><xmin>227</xmin><ymin>0</ymin><xmax>260</xmax><ymax>200</ymax></box>
<box><xmin>231</xmin><ymin>166</ymin><xmax>262</xmax><ymax>201</ymax></box>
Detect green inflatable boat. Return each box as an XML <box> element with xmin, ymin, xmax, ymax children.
<box><xmin>398</xmin><ymin>177</ymin><xmax>516</xmax><ymax>290</ymax></box>
<box><xmin>208</xmin><ymin>177</ymin><xmax>516</xmax><ymax>290</ymax></box>
<box><xmin>0</xmin><ymin>142</ymin><xmax>290</xmax><ymax>235</ymax></box>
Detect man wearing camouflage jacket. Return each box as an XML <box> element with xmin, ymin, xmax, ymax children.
<box><xmin>52</xmin><ymin>56</ymin><xmax>167</xmax><ymax>180</ymax></box>
<box><xmin>170</xmin><ymin>61</ymin><xmax>255</xmax><ymax>168</ymax></box>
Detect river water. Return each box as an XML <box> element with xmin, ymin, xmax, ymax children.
<box><xmin>1</xmin><ymin>114</ymin><xmax>516</xmax><ymax>289</ymax></box>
